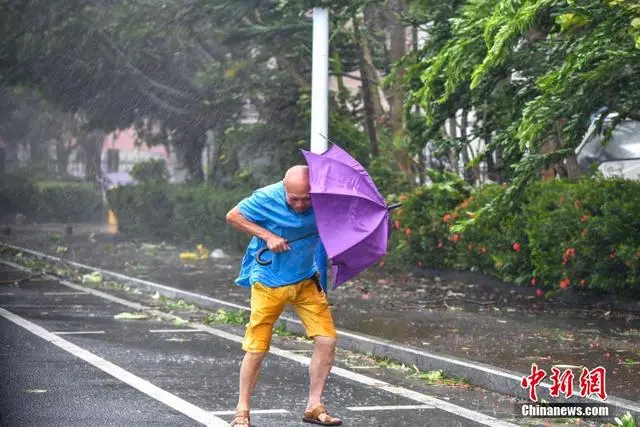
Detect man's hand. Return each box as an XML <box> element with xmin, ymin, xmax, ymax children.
<box><xmin>266</xmin><ymin>234</ymin><xmax>290</xmax><ymax>253</ymax></box>
<box><xmin>226</xmin><ymin>207</ymin><xmax>290</xmax><ymax>253</ymax></box>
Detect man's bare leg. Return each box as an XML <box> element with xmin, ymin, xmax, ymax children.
<box><xmin>305</xmin><ymin>336</ymin><xmax>341</xmax><ymax>423</ymax></box>
<box><xmin>237</xmin><ymin>351</ymin><xmax>266</xmax><ymax>412</ymax></box>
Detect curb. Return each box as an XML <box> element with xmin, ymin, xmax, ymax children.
<box><xmin>2</xmin><ymin>241</ymin><xmax>639</xmax><ymax>419</ymax></box>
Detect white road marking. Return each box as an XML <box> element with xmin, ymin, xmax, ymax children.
<box><xmin>209</xmin><ymin>409</ymin><xmax>289</xmax><ymax>415</ymax></box>
<box><xmin>149</xmin><ymin>329</ymin><xmax>202</xmax><ymax>333</ymax></box>
<box><xmin>192</xmin><ymin>324</ymin><xmax>520</xmax><ymax>427</ymax></box>
<box><xmin>44</xmin><ymin>291</ymin><xmax>89</xmax><ymax>296</ymax></box>
<box><xmin>1</xmin><ymin>259</ymin><xmax>519</xmax><ymax>427</ymax></box>
<box><xmin>52</xmin><ymin>330</ymin><xmax>105</xmax><ymax>335</ymax></box>
<box><xmin>346</xmin><ymin>405</ymin><xmax>433</xmax><ymax>411</ymax></box>
<box><xmin>0</xmin><ymin>292</ymin><xmax>15</xmax><ymax>296</ymax></box>
<box><xmin>0</xmin><ymin>308</ymin><xmax>227</xmax><ymax>427</ymax></box>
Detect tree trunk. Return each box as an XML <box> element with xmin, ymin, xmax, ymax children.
<box><xmin>83</xmin><ymin>131</ymin><xmax>105</xmax><ymax>184</ymax></box>
<box><xmin>564</xmin><ymin>153</ymin><xmax>581</xmax><ymax>181</ymax></box>
<box><xmin>448</xmin><ymin>118</ymin><xmax>459</xmax><ymax>175</ymax></box>
<box><xmin>362</xmin><ymin>8</ymin><xmax>384</xmax><ymax>119</ymax></box>
<box><xmin>56</xmin><ymin>144</ymin><xmax>70</xmax><ymax>178</ymax></box>
<box><xmin>332</xmin><ymin>51</ymin><xmax>350</xmax><ymax>112</ymax></box>
<box><xmin>387</xmin><ymin>0</ymin><xmax>411</xmax><ymax>182</ymax></box>
<box><xmin>353</xmin><ymin>15</ymin><xmax>379</xmax><ymax>157</ymax></box>
<box><xmin>0</xmin><ymin>146</ymin><xmax>5</xmax><ymax>176</ymax></box>
<box><xmin>539</xmin><ymin>135</ymin><xmax>559</xmax><ymax>181</ymax></box>
<box><xmin>208</xmin><ymin>137</ymin><xmax>221</xmax><ymax>186</ymax></box>
<box><xmin>459</xmin><ymin>110</ymin><xmax>475</xmax><ymax>185</ymax></box>
<box><xmin>183</xmin><ymin>131</ymin><xmax>205</xmax><ymax>183</ymax></box>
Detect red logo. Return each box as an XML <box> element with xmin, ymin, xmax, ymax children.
<box><xmin>521</xmin><ymin>365</ymin><xmax>608</xmax><ymax>402</ymax></box>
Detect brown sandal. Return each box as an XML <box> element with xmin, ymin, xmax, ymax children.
<box><xmin>303</xmin><ymin>404</ymin><xmax>342</xmax><ymax>426</ymax></box>
<box><xmin>230</xmin><ymin>409</ymin><xmax>250</xmax><ymax>427</ymax></box>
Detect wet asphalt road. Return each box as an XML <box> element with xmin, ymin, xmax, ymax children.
<box><xmin>0</xmin><ymin>263</ymin><xmax>521</xmax><ymax>427</ymax></box>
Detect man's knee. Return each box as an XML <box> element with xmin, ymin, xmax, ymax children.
<box><xmin>243</xmin><ymin>351</ymin><xmax>268</xmax><ymax>363</ymax></box>
<box><xmin>314</xmin><ymin>335</ymin><xmax>337</xmax><ymax>355</ymax></box>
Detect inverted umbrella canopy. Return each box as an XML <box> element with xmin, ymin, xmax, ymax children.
<box><xmin>301</xmin><ymin>144</ymin><xmax>399</xmax><ymax>288</ymax></box>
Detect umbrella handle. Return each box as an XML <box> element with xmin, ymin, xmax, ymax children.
<box><xmin>387</xmin><ymin>202</ymin><xmax>402</xmax><ymax>211</ymax></box>
<box><xmin>255</xmin><ymin>232</ymin><xmax>319</xmax><ymax>266</ymax></box>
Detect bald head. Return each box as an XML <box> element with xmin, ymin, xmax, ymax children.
<box><xmin>283</xmin><ymin>165</ymin><xmax>311</xmax><ymax>213</ymax></box>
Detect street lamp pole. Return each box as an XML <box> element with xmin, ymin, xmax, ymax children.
<box><xmin>310</xmin><ymin>7</ymin><xmax>329</xmax><ymax>155</ymax></box>
<box><xmin>310</xmin><ymin>8</ymin><xmax>330</xmax><ymax>291</ymax></box>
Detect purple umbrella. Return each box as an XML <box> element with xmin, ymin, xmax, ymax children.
<box><xmin>301</xmin><ymin>144</ymin><xmax>400</xmax><ymax>288</ymax></box>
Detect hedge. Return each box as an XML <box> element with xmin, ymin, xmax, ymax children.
<box><xmin>106</xmin><ymin>177</ymin><xmax>640</xmax><ymax>296</ymax></box>
<box><xmin>0</xmin><ymin>175</ymin><xmax>104</xmax><ymax>223</ymax></box>
<box><xmin>389</xmin><ymin>177</ymin><xmax>640</xmax><ymax>296</ymax></box>
<box><xmin>107</xmin><ymin>184</ymin><xmax>251</xmax><ymax>252</ymax></box>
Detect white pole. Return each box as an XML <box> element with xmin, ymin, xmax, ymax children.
<box><xmin>310</xmin><ymin>7</ymin><xmax>329</xmax><ymax>155</ymax></box>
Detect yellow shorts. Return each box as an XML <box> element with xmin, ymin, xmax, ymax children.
<box><xmin>242</xmin><ymin>277</ymin><xmax>337</xmax><ymax>353</ymax></box>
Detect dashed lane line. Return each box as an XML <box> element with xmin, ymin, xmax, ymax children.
<box><xmin>52</xmin><ymin>330</ymin><xmax>106</xmax><ymax>335</ymax></box>
<box><xmin>0</xmin><ymin>259</ymin><xmax>520</xmax><ymax>427</ymax></box>
<box><xmin>0</xmin><ymin>307</ymin><xmax>227</xmax><ymax>427</ymax></box>
<box><xmin>346</xmin><ymin>404</ymin><xmax>433</xmax><ymax>411</ymax></box>
<box><xmin>209</xmin><ymin>409</ymin><xmax>290</xmax><ymax>416</ymax></box>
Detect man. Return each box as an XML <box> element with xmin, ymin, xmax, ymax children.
<box><xmin>225</xmin><ymin>165</ymin><xmax>342</xmax><ymax>427</ymax></box>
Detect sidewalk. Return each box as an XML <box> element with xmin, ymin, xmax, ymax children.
<box><xmin>2</xmin><ymin>223</ymin><xmax>639</xmax><ymax>411</ymax></box>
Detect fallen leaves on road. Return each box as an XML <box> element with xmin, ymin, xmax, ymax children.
<box><xmin>82</xmin><ymin>271</ymin><xmax>103</xmax><ymax>284</ymax></box>
<box><xmin>114</xmin><ymin>312</ymin><xmax>149</xmax><ymax>320</ymax></box>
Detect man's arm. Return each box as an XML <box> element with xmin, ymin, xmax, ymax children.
<box><xmin>226</xmin><ymin>207</ymin><xmax>290</xmax><ymax>252</ymax></box>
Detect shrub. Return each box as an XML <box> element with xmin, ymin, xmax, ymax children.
<box><xmin>171</xmin><ymin>185</ymin><xmax>251</xmax><ymax>251</ymax></box>
<box><xmin>107</xmin><ymin>184</ymin><xmax>175</xmax><ymax>238</ymax></box>
<box><xmin>388</xmin><ymin>175</ymin><xmax>640</xmax><ymax>296</ymax></box>
<box><xmin>389</xmin><ymin>176</ymin><xmax>471</xmax><ymax>269</ymax></box>
<box><xmin>0</xmin><ymin>175</ymin><xmax>103</xmax><ymax>222</ymax></box>
<box><xmin>0</xmin><ymin>173</ymin><xmax>36</xmax><ymax>219</ymax></box>
<box><xmin>107</xmin><ymin>183</ymin><xmax>250</xmax><ymax>251</ymax></box>
<box><xmin>129</xmin><ymin>159</ymin><xmax>170</xmax><ymax>184</ymax></box>
<box><xmin>524</xmin><ymin>178</ymin><xmax>640</xmax><ymax>294</ymax></box>
<box><xmin>34</xmin><ymin>181</ymin><xmax>104</xmax><ymax>222</ymax></box>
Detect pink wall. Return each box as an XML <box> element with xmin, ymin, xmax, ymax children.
<box><xmin>102</xmin><ymin>128</ymin><xmax>167</xmax><ymax>159</ymax></box>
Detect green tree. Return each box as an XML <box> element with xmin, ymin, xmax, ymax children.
<box><xmin>406</xmin><ymin>0</ymin><xmax>640</xmax><ymax>210</ymax></box>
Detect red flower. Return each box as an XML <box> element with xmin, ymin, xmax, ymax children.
<box><xmin>580</xmin><ymin>215</ymin><xmax>589</xmax><ymax>223</ymax></box>
<box><xmin>580</xmin><ymin>279</ymin><xmax>587</xmax><ymax>287</ymax></box>
<box><xmin>512</xmin><ymin>242</ymin><xmax>521</xmax><ymax>252</ymax></box>
<box><xmin>404</xmin><ymin>227</ymin><xmax>412</xmax><ymax>237</ymax></box>
<box><xmin>536</xmin><ymin>289</ymin><xmax>544</xmax><ymax>298</ymax></box>
<box><xmin>443</xmin><ymin>213</ymin><xmax>452</xmax><ymax>223</ymax></box>
<box><xmin>560</xmin><ymin>278</ymin><xmax>570</xmax><ymax>289</ymax></box>
<box><xmin>452</xmin><ymin>234</ymin><xmax>461</xmax><ymax>242</ymax></box>
<box><xmin>530</xmin><ymin>277</ymin><xmax>537</xmax><ymax>286</ymax></box>
<box><xmin>562</xmin><ymin>248</ymin><xmax>576</xmax><ymax>265</ymax></box>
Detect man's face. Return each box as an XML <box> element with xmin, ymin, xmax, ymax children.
<box><xmin>286</xmin><ymin>190</ymin><xmax>312</xmax><ymax>213</ymax></box>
